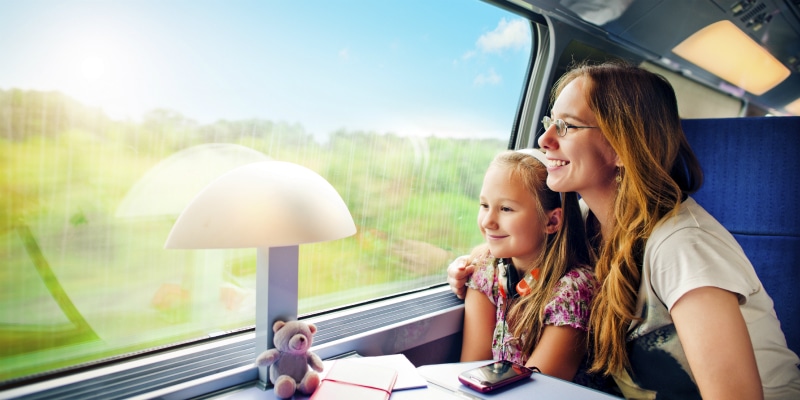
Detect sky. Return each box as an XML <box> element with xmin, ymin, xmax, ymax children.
<box><xmin>0</xmin><ymin>0</ymin><xmax>532</xmax><ymax>140</ymax></box>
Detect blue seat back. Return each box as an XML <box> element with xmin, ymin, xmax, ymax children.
<box><xmin>681</xmin><ymin>116</ymin><xmax>800</xmax><ymax>355</ymax></box>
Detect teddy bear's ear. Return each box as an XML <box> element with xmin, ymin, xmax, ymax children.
<box><xmin>272</xmin><ymin>320</ymin><xmax>286</xmax><ymax>332</ymax></box>
<box><xmin>307</xmin><ymin>323</ymin><xmax>317</xmax><ymax>335</ymax></box>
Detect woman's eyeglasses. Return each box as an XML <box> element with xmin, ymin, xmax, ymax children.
<box><xmin>541</xmin><ymin>116</ymin><xmax>598</xmax><ymax>137</ymax></box>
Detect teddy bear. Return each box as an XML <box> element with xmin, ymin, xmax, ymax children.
<box><xmin>255</xmin><ymin>320</ymin><xmax>324</xmax><ymax>399</ymax></box>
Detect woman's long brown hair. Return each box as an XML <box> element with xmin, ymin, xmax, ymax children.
<box><xmin>552</xmin><ymin>61</ymin><xmax>703</xmax><ymax>375</ymax></box>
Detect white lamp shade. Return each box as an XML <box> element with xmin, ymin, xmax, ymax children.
<box><xmin>164</xmin><ymin>160</ymin><xmax>356</xmax><ymax>249</ymax></box>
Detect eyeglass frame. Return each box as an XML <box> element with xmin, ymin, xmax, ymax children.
<box><xmin>541</xmin><ymin>116</ymin><xmax>598</xmax><ymax>137</ymax></box>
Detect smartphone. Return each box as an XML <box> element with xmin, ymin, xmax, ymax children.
<box><xmin>457</xmin><ymin>360</ymin><xmax>533</xmax><ymax>393</ymax></box>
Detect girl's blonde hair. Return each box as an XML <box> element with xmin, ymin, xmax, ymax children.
<box><xmin>552</xmin><ymin>61</ymin><xmax>703</xmax><ymax>375</ymax></box>
<box><xmin>482</xmin><ymin>150</ymin><xmax>592</xmax><ymax>357</ymax></box>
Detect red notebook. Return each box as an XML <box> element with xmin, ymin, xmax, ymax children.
<box><xmin>310</xmin><ymin>359</ymin><xmax>398</xmax><ymax>400</ymax></box>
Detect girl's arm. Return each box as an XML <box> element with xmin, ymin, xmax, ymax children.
<box><xmin>461</xmin><ymin>287</ymin><xmax>496</xmax><ymax>362</ymax></box>
<box><xmin>525</xmin><ymin>325</ymin><xmax>586</xmax><ymax>381</ymax></box>
<box><xmin>671</xmin><ymin>286</ymin><xmax>763</xmax><ymax>400</ymax></box>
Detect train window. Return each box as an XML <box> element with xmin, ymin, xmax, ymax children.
<box><xmin>0</xmin><ymin>0</ymin><xmax>531</xmax><ymax>384</ymax></box>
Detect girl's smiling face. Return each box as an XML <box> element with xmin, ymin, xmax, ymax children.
<box><xmin>478</xmin><ymin>163</ymin><xmax>546</xmax><ymax>269</ymax></box>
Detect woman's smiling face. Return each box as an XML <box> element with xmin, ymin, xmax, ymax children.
<box><xmin>537</xmin><ymin>77</ymin><xmax>619</xmax><ymax>202</ymax></box>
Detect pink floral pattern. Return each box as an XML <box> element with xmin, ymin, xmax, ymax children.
<box><xmin>466</xmin><ymin>257</ymin><xmax>597</xmax><ymax>365</ymax></box>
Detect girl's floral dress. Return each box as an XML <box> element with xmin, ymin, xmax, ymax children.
<box><xmin>465</xmin><ymin>256</ymin><xmax>598</xmax><ymax>366</ymax></box>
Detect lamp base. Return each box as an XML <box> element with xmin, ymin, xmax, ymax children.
<box><xmin>255</xmin><ymin>245</ymin><xmax>299</xmax><ymax>389</ymax></box>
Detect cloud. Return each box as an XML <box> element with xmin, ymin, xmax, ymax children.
<box><xmin>338</xmin><ymin>47</ymin><xmax>350</xmax><ymax>61</ymax></box>
<box><xmin>459</xmin><ymin>18</ymin><xmax>529</xmax><ymax>85</ymax></box>
<box><xmin>474</xmin><ymin>68</ymin><xmax>501</xmax><ymax>86</ymax></box>
<box><xmin>476</xmin><ymin>18</ymin><xmax>529</xmax><ymax>54</ymax></box>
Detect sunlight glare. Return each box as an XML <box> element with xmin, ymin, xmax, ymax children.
<box><xmin>80</xmin><ymin>55</ymin><xmax>106</xmax><ymax>81</ymax></box>
<box><xmin>55</xmin><ymin>33</ymin><xmax>150</xmax><ymax>121</ymax></box>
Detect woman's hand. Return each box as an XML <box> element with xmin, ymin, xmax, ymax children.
<box><xmin>447</xmin><ymin>255</ymin><xmax>474</xmax><ymax>300</ymax></box>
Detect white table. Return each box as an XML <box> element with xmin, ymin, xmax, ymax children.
<box><xmin>215</xmin><ymin>359</ymin><xmax>621</xmax><ymax>399</ymax></box>
<box><xmin>416</xmin><ymin>361</ymin><xmax>621</xmax><ymax>399</ymax></box>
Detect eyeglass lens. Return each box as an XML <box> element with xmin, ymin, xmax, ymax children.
<box><xmin>542</xmin><ymin>116</ymin><xmax>565</xmax><ymax>136</ymax></box>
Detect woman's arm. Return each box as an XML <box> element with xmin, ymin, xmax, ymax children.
<box><xmin>671</xmin><ymin>286</ymin><xmax>763</xmax><ymax>400</ymax></box>
<box><xmin>461</xmin><ymin>287</ymin><xmax>496</xmax><ymax>362</ymax></box>
<box><xmin>525</xmin><ymin>325</ymin><xmax>586</xmax><ymax>381</ymax></box>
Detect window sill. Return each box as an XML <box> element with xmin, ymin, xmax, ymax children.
<box><xmin>5</xmin><ymin>285</ymin><xmax>464</xmax><ymax>400</ymax></box>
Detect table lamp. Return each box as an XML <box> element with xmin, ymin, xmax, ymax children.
<box><xmin>164</xmin><ymin>160</ymin><xmax>356</xmax><ymax>388</ymax></box>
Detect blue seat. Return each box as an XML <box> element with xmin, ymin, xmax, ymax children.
<box><xmin>681</xmin><ymin>116</ymin><xmax>800</xmax><ymax>356</ymax></box>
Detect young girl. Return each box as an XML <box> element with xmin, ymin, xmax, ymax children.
<box><xmin>458</xmin><ymin>149</ymin><xmax>597</xmax><ymax>382</ymax></box>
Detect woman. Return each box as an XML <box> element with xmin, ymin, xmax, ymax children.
<box><xmin>450</xmin><ymin>62</ymin><xmax>800</xmax><ymax>399</ymax></box>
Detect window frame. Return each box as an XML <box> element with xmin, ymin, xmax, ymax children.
<box><xmin>4</xmin><ymin>286</ymin><xmax>463</xmax><ymax>399</ymax></box>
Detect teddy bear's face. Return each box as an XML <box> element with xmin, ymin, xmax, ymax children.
<box><xmin>273</xmin><ymin>321</ymin><xmax>315</xmax><ymax>355</ymax></box>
